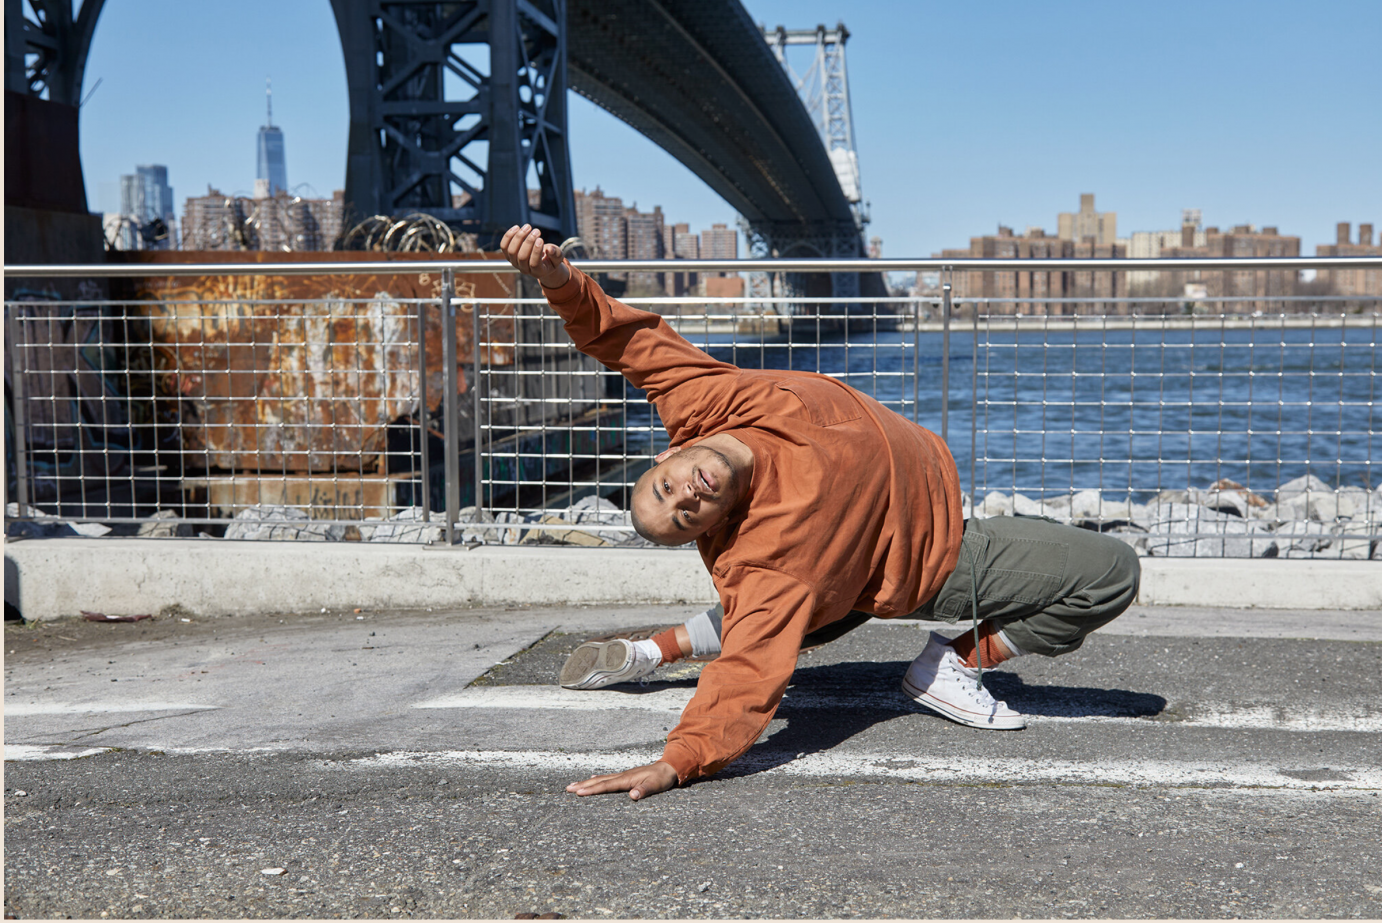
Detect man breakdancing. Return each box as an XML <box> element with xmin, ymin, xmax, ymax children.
<box><xmin>500</xmin><ymin>225</ymin><xmax>1140</xmax><ymax>801</ymax></box>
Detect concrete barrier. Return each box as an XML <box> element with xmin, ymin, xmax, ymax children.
<box><xmin>4</xmin><ymin>537</ymin><xmax>1379</xmax><ymax>622</ymax></box>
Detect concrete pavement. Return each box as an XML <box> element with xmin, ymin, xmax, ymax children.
<box><xmin>5</xmin><ymin>602</ymin><xmax>1382</xmax><ymax>918</ymax></box>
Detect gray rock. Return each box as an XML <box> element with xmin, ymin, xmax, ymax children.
<box><xmin>566</xmin><ymin>495</ymin><xmax>637</xmax><ymax>544</ymax></box>
<box><xmin>1275</xmin><ymin>519</ymin><xmax>1333</xmax><ymax>557</ymax></box>
<box><xmin>1273</xmin><ymin>473</ymin><xmax>1338</xmax><ymax>520</ymax></box>
<box><xmin>223</xmin><ymin>505</ymin><xmax>346</xmax><ymax>542</ymax></box>
<box><xmin>492</xmin><ymin>511</ymin><xmax>532</xmax><ymax>545</ymax></box>
<box><xmin>1012</xmin><ymin>493</ymin><xmax>1043</xmax><ymax>517</ymax></box>
<box><xmin>364</xmin><ymin>506</ymin><xmax>447</xmax><ymax>544</ymax></box>
<box><xmin>1188</xmin><ymin>487</ymin><xmax>1251</xmax><ymax>518</ymax></box>
<box><xmin>5</xmin><ymin>503</ymin><xmax>111</xmax><ymax>538</ymax></box>
<box><xmin>1334</xmin><ymin>486</ymin><xmax>1372</xmax><ymax>520</ymax></box>
<box><xmin>1140</xmin><ymin>503</ymin><xmax>1278</xmax><ymax>558</ymax></box>
<box><xmin>1330</xmin><ymin>522</ymin><xmax>1374</xmax><ymax>560</ymax></box>
<box><xmin>974</xmin><ymin>491</ymin><xmax>1013</xmax><ymax>518</ymax></box>
<box><xmin>1068</xmin><ymin>489</ymin><xmax>1105</xmax><ymax>520</ymax></box>
<box><xmin>136</xmin><ymin>510</ymin><xmax>194</xmax><ymax>538</ymax></box>
<box><xmin>1154</xmin><ymin>489</ymin><xmax>1191</xmax><ymax>505</ymax></box>
<box><xmin>1276</xmin><ymin>472</ymin><xmax>1332</xmax><ymax>499</ymax></box>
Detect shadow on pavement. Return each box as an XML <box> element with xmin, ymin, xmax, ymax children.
<box><xmin>704</xmin><ymin>660</ymin><xmax>1166</xmax><ymax>782</ymax></box>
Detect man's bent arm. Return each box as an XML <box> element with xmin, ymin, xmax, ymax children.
<box><xmin>659</xmin><ymin>568</ymin><xmax>820</xmax><ymax>782</ymax></box>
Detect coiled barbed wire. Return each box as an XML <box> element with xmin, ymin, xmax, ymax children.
<box><xmin>338</xmin><ymin>213</ymin><xmax>477</xmax><ymax>253</ymax></box>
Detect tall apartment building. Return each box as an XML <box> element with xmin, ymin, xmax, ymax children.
<box><xmin>1159</xmin><ymin>224</ymin><xmax>1301</xmax><ymax>310</ymax></box>
<box><xmin>624</xmin><ymin>204</ymin><xmax>666</xmax><ymax>261</ymax></box>
<box><xmin>181</xmin><ymin>189</ymin><xmax>346</xmax><ymax>251</ymax></box>
<box><xmin>622</xmin><ymin>202</ymin><xmax>666</xmax><ymax>295</ymax></box>
<box><xmin>1316</xmin><ymin>221</ymin><xmax>1382</xmax><ymax>297</ymax></box>
<box><xmin>572</xmin><ymin>187</ymin><xmax>672</xmax><ymax>294</ymax></box>
<box><xmin>1057</xmin><ymin>193</ymin><xmax>1117</xmax><ymax>245</ymax></box>
<box><xmin>572</xmin><ymin>187</ymin><xmax>628</xmax><ymax>259</ymax></box>
<box><xmin>700</xmin><ymin>223</ymin><xmax>738</xmax><ymax>262</ymax></box>
<box><xmin>661</xmin><ymin>222</ymin><xmax>701</xmax><ymax>297</ymax></box>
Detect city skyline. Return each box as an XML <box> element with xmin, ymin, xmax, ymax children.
<box><xmin>79</xmin><ymin>0</ymin><xmax>1381</xmax><ymax>256</ymax></box>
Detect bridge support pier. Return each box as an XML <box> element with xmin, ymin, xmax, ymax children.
<box><xmin>330</xmin><ymin>0</ymin><xmax>577</xmax><ymax>243</ymax></box>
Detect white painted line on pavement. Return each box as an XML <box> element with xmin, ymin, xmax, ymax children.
<box><xmin>3</xmin><ymin>701</ymin><xmax>221</xmax><ymax>716</ymax></box>
<box><xmin>415</xmin><ymin>685</ymin><xmax>1382</xmax><ymax>732</ymax></box>
<box><xmin>415</xmin><ymin>686</ymin><xmax>689</xmax><ymax>713</ymax></box>
<box><xmin>349</xmin><ymin>747</ymin><xmax>1382</xmax><ymax>791</ymax></box>
<box><xmin>5</xmin><ymin>745</ymin><xmax>114</xmax><ymax>761</ymax></box>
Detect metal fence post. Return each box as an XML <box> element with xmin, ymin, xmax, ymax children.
<box><xmin>5</xmin><ymin>308</ymin><xmax>30</xmax><ymax>514</ymax></box>
<box><xmin>442</xmin><ymin>268</ymin><xmax>459</xmax><ymax>544</ymax></box>
<box><xmin>472</xmin><ymin>292</ymin><xmax>483</xmax><ymax>526</ymax></box>
<box><xmin>416</xmin><ymin>296</ymin><xmax>431</xmax><ymax>524</ymax></box>
<box><xmin>970</xmin><ymin>302</ymin><xmax>979</xmax><ymax>513</ymax></box>
<box><xmin>941</xmin><ymin>277</ymin><xmax>952</xmax><ymax>443</ymax></box>
<box><xmin>911</xmin><ymin>297</ymin><xmax>920</xmax><ymax>424</ymax></box>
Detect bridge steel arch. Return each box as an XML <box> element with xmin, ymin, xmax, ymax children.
<box><xmin>566</xmin><ymin>0</ymin><xmax>863</xmax><ymax>264</ymax></box>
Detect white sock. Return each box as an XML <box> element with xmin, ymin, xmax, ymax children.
<box><xmin>996</xmin><ymin>628</ymin><xmax>1031</xmax><ymax>659</ymax></box>
<box><xmin>631</xmin><ymin>638</ymin><xmax>662</xmax><ymax>663</ymax></box>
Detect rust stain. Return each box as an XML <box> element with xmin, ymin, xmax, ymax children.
<box><xmin>113</xmin><ymin>250</ymin><xmax>518</xmax><ymax>472</ymax></box>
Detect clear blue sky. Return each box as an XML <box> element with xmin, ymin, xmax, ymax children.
<box><xmin>79</xmin><ymin>0</ymin><xmax>1381</xmax><ymax>256</ymax></box>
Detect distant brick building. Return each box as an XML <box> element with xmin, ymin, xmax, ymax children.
<box><xmin>1316</xmin><ymin>222</ymin><xmax>1381</xmax><ymax>298</ymax></box>
<box><xmin>935</xmin><ymin>226</ymin><xmax>1128</xmax><ymax>314</ymax></box>
<box><xmin>180</xmin><ymin>189</ymin><xmax>345</xmax><ymax>251</ymax></box>
<box><xmin>1160</xmin><ymin>224</ymin><xmax>1301</xmax><ymax>311</ymax></box>
<box><xmin>570</xmin><ymin>189</ymin><xmax>739</xmax><ymax>300</ymax></box>
<box><xmin>572</xmin><ymin>187</ymin><xmax>628</xmax><ymax>260</ymax></box>
<box><xmin>700</xmin><ymin>223</ymin><xmax>738</xmax><ymax>262</ymax></box>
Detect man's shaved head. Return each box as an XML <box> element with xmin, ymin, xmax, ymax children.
<box><xmin>629</xmin><ymin>443</ymin><xmax>745</xmax><ymax>546</ymax></box>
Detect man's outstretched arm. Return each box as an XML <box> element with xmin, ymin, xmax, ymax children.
<box><xmin>500</xmin><ymin>225</ymin><xmax>742</xmax><ymax>434</ymax></box>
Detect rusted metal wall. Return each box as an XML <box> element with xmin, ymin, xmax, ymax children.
<box><xmin>112</xmin><ymin>251</ymin><xmax>516</xmax><ymax>473</ymax></box>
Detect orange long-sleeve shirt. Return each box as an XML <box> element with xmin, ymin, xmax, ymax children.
<box><xmin>544</xmin><ymin>268</ymin><xmax>964</xmax><ymax>782</ymax></box>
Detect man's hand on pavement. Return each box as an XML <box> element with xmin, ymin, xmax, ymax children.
<box><xmin>566</xmin><ymin>760</ymin><xmax>679</xmax><ymax>801</ymax></box>
<box><xmin>500</xmin><ymin>224</ymin><xmax>571</xmax><ymax>290</ymax></box>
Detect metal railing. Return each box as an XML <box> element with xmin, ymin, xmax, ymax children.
<box><xmin>5</xmin><ymin>255</ymin><xmax>1381</xmax><ymax>559</ymax></box>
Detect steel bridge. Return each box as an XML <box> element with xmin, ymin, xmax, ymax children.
<box><xmin>6</xmin><ymin>0</ymin><xmax>868</xmax><ymax>279</ymax></box>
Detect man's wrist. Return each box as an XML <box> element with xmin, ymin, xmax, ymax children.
<box><xmin>538</xmin><ymin>268</ymin><xmax>573</xmax><ymax>290</ymax></box>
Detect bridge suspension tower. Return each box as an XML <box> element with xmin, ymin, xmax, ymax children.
<box><xmin>757</xmin><ymin>21</ymin><xmax>873</xmax><ymax>301</ymax></box>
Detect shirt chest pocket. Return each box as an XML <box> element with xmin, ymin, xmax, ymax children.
<box><xmin>776</xmin><ymin>378</ymin><xmax>863</xmax><ymax>427</ymax></box>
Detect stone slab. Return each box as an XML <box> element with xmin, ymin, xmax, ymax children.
<box><xmin>3</xmin><ymin>537</ymin><xmax>1380</xmax><ymax>622</ymax></box>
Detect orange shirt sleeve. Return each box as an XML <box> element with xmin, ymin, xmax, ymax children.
<box><xmin>540</xmin><ymin>267</ymin><xmax>742</xmax><ymax>440</ymax></box>
<box><xmin>659</xmin><ymin>566</ymin><xmax>820</xmax><ymax>782</ymax></box>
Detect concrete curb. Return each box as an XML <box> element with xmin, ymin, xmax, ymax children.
<box><xmin>4</xmin><ymin>538</ymin><xmax>1380</xmax><ymax>621</ymax></box>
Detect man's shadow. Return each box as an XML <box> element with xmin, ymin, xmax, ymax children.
<box><xmin>680</xmin><ymin>659</ymin><xmax>1169</xmax><ymax>781</ymax></box>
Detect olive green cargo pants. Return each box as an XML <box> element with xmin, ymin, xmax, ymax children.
<box><xmin>906</xmin><ymin>515</ymin><xmax>1141</xmax><ymax>656</ymax></box>
<box><xmin>698</xmin><ymin>515</ymin><xmax>1140</xmax><ymax>658</ymax></box>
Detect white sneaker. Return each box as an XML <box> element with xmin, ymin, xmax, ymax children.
<box><xmin>559</xmin><ymin>639</ymin><xmax>660</xmax><ymax>689</ymax></box>
<box><xmin>900</xmin><ymin>631</ymin><xmax>1026</xmax><ymax>730</ymax></box>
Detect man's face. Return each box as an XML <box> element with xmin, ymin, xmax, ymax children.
<box><xmin>631</xmin><ymin>444</ymin><xmax>743</xmax><ymax>546</ymax></box>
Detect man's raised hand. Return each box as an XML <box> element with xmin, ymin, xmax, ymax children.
<box><xmin>565</xmin><ymin>760</ymin><xmax>679</xmax><ymax>801</ymax></box>
<box><xmin>500</xmin><ymin>224</ymin><xmax>571</xmax><ymax>290</ymax></box>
